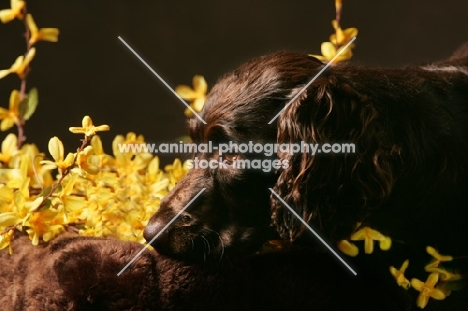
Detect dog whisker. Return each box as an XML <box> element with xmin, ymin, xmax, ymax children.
<box><xmin>206</xmin><ymin>228</ymin><xmax>225</xmax><ymax>261</ymax></box>
<box><xmin>201</xmin><ymin>235</ymin><xmax>211</xmax><ymax>255</ymax></box>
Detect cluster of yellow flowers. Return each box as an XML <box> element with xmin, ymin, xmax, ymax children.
<box><xmin>389</xmin><ymin>247</ymin><xmax>464</xmax><ymax>309</ymax></box>
<box><xmin>337</xmin><ymin>226</ymin><xmax>465</xmax><ymax>309</ymax></box>
<box><xmin>0</xmin><ymin>115</ymin><xmax>190</xmax><ymax>253</ymax></box>
<box><xmin>3</xmin><ymin>1</ymin><xmax>464</xmax><ymax>309</ymax></box>
<box><xmin>0</xmin><ymin>0</ymin><xmax>191</xmax><ymax>253</ymax></box>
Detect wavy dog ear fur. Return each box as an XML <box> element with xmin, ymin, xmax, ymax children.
<box><xmin>272</xmin><ymin>68</ymin><xmax>399</xmax><ymax>243</ymax></box>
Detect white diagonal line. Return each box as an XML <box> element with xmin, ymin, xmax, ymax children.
<box><xmin>117</xmin><ymin>188</ymin><xmax>206</xmax><ymax>276</ymax></box>
<box><xmin>118</xmin><ymin>36</ymin><xmax>207</xmax><ymax>124</ymax></box>
<box><xmin>269</xmin><ymin>188</ymin><xmax>357</xmax><ymax>275</ymax></box>
<box><xmin>268</xmin><ymin>36</ymin><xmax>357</xmax><ymax>124</ymax></box>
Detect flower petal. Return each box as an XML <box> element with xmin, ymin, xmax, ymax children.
<box><xmin>91</xmin><ymin>135</ymin><xmax>104</xmax><ymax>154</ymax></box>
<box><xmin>2</xmin><ymin>133</ymin><xmax>17</xmax><ymax>154</ymax></box>
<box><xmin>48</xmin><ymin>136</ymin><xmax>64</xmax><ymax>162</ymax></box>
<box><xmin>350</xmin><ymin>227</ymin><xmax>366</xmax><ymax>240</ymax></box>
<box><xmin>94</xmin><ymin>124</ymin><xmax>110</xmax><ymax>132</ymax></box>
<box><xmin>26</xmin><ymin>14</ymin><xmax>38</xmax><ymax>33</ymax></box>
<box><xmin>0</xmin><ymin>67</ymin><xmax>13</xmax><ymax>79</ymax></box>
<box><xmin>337</xmin><ymin>240</ymin><xmax>359</xmax><ymax>256</ymax></box>
<box><xmin>321</xmin><ymin>42</ymin><xmax>337</xmax><ymax>58</ymax></box>
<box><xmin>82</xmin><ymin>115</ymin><xmax>93</xmax><ymax>128</ymax></box>
<box><xmin>192</xmin><ymin>97</ymin><xmax>205</xmax><ymax>112</ymax></box>
<box><xmin>427</xmin><ymin>272</ymin><xmax>439</xmax><ymax>287</ymax></box>
<box><xmin>430</xmin><ymin>289</ymin><xmax>446</xmax><ymax>300</ymax></box>
<box><xmin>364</xmin><ymin>236</ymin><xmax>374</xmax><ymax>254</ymax></box>
<box><xmin>1</xmin><ymin>118</ymin><xmax>15</xmax><ymax>131</ymax></box>
<box><xmin>39</xmin><ymin>28</ymin><xmax>59</xmax><ymax>42</ymax></box>
<box><xmin>184</xmin><ymin>106</ymin><xmax>194</xmax><ymax>117</ymax></box>
<box><xmin>192</xmin><ymin>75</ymin><xmax>207</xmax><ymax>95</ymax></box>
<box><xmin>0</xmin><ymin>10</ymin><xmax>15</xmax><ymax>23</ymax></box>
<box><xmin>416</xmin><ymin>294</ymin><xmax>429</xmax><ymax>309</ymax></box>
<box><xmin>9</xmin><ymin>89</ymin><xmax>20</xmax><ymax>112</ymax></box>
<box><xmin>411</xmin><ymin>278</ymin><xmax>424</xmax><ymax>291</ymax></box>
<box><xmin>175</xmin><ymin>85</ymin><xmax>197</xmax><ymax>99</ymax></box>
<box><xmin>343</xmin><ymin>27</ymin><xmax>358</xmax><ymax>38</ymax></box>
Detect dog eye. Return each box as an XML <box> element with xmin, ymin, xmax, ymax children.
<box><xmin>224</xmin><ymin>154</ymin><xmax>238</xmax><ymax>163</ymax></box>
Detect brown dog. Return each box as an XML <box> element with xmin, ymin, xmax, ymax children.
<box><xmin>144</xmin><ymin>47</ymin><xmax>468</xmax><ymax>268</ymax></box>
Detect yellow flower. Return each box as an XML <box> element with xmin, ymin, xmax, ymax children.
<box><xmin>18</xmin><ymin>143</ymin><xmax>53</xmax><ymax>188</ymax></box>
<box><xmin>0</xmin><ymin>48</ymin><xmax>36</xmax><ymax>80</ymax></box>
<box><xmin>329</xmin><ymin>20</ymin><xmax>358</xmax><ymax>46</ymax></box>
<box><xmin>0</xmin><ymin>0</ymin><xmax>24</xmax><ymax>23</ymax></box>
<box><xmin>24</xmin><ymin>207</ymin><xmax>65</xmax><ymax>245</ymax></box>
<box><xmin>112</xmin><ymin>133</ymin><xmax>151</xmax><ymax>171</ymax></box>
<box><xmin>0</xmin><ymin>184</ymin><xmax>14</xmax><ymax>212</ymax></box>
<box><xmin>426</xmin><ymin>267</ymin><xmax>462</xmax><ymax>282</ymax></box>
<box><xmin>350</xmin><ymin>226</ymin><xmax>392</xmax><ymax>254</ymax></box>
<box><xmin>75</xmin><ymin>146</ymin><xmax>101</xmax><ymax>175</ymax></box>
<box><xmin>165</xmin><ymin>158</ymin><xmax>190</xmax><ymax>189</ymax></box>
<box><xmin>389</xmin><ymin>260</ymin><xmax>411</xmax><ymax>289</ymax></box>
<box><xmin>0</xmin><ymin>187</ymin><xmax>41</xmax><ymax>231</ymax></box>
<box><xmin>0</xmin><ymin>229</ymin><xmax>15</xmax><ymax>254</ymax></box>
<box><xmin>0</xmin><ymin>90</ymin><xmax>21</xmax><ymax>131</ymax></box>
<box><xmin>90</xmin><ymin>135</ymin><xmax>114</xmax><ymax>167</ymax></box>
<box><xmin>4</xmin><ymin>154</ymin><xmax>28</xmax><ymax>189</ymax></box>
<box><xmin>0</xmin><ymin>133</ymin><xmax>18</xmax><ymax>163</ymax></box>
<box><xmin>69</xmin><ymin>115</ymin><xmax>110</xmax><ymax>137</ymax></box>
<box><xmin>40</xmin><ymin>136</ymin><xmax>75</xmax><ymax>174</ymax></box>
<box><xmin>309</xmin><ymin>42</ymin><xmax>354</xmax><ymax>64</ymax></box>
<box><xmin>337</xmin><ymin>240</ymin><xmax>359</xmax><ymax>256</ymax></box>
<box><xmin>26</xmin><ymin>14</ymin><xmax>59</xmax><ymax>45</ymax></box>
<box><xmin>411</xmin><ymin>273</ymin><xmax>446</xmax><ymax>309</ymax></box>
<box><xmin>175</xmin><ymin>75</ymin><xmax>207</xmax><ymax>117</ymax></box>
<box><xmin>57</xmin><ymin>174</ymin><xmax>87</xmax><ymax>221</ymax></box>
<box><xmin>425</xmin><ymin>246</ymin><xmax>453</xmax><ymax>271</ymax></box>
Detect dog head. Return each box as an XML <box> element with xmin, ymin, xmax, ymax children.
<box><xmin>144</xmin><ymin>51</ymin><xmax>398</xmax><ymax>261</ymax></box>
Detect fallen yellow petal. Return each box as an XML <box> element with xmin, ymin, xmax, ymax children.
<box><xmin>337</xmin><ymin>240</ymin><xmax>359</xmax><ymax>256</ymax></box>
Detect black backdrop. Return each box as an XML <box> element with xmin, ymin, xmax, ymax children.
<box><xmin>0</xmin><ymin>0</ymin><xmax>467</xmax><ymax>164</ymax></box>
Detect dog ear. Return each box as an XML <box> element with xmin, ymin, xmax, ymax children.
<box><xmin>271</xmin><ymin>74</ymin><xmax>398</xmax><ymax>243</ymax></box>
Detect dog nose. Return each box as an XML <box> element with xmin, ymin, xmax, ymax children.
<box><xmin>143</xmin><ymin>218</ymin><xmax>170</xmax><ymax>248</ymax></box>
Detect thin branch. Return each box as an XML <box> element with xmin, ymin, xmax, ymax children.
<box><xmin>33</xmin><ymin>135</ymin><xmax>91</xmax><ymax>212</ymax></box>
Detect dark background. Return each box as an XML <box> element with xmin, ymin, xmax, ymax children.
<box><xmin>1</xmin><ymin>0</ymin><xmax>467</xmax><ymax>165</ymax></box>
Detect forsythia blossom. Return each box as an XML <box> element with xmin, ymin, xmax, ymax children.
<box><xmin>26</xmin><ymin>14</ymin><xmax>59</xmax><ymax>45</ymax></box>
<box><xmin>0</xmin><ymin>122</ymin><xmax>190</xmax><ymax>252</ymax></box>
<box><xmin>411</xmin><ymin>273</ymin><xmax>446</xmax><ymax>308</ymax></box>
<box><xmin>350</xmin><ymin>226</ymin><xmax>392</xmax><ymax>254</ymax></box>
<box><xmin>175</xmin><ymin>75</ymin><xmax>208</xmax><ymax>117</ymax></box>
<box><xmin>0</xmin><ymin>0</ymin><xmax>25</xmax><ymax>23</ymax></box>
<box><xmin>69</xmin><ymin>115</ymin><xmax>110</xmax><ymax>137</ymax></box>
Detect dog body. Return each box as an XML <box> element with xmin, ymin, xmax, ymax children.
<box><xmin>4</xmin><ymin>49</ymin><xmax>467</xmax><ymax>310</ymax></box>
<box><xmin>144</xmin><ymin>48</ymin><xmax>468</xmax><ymax>273</ymax></box>
<box><xmin>2</xmin><ymin>234</ymin><xmax>416</xmax><ymax>310</ymax></box>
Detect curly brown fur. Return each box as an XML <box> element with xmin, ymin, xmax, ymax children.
<box><xmin>1</xmin><ymin>234</ymin><xmax>419</xmax><ymax>310</ymax></box>
<box><xmin>0</xmin><ymin>233</ymin><xmax>160</xmax><ymax>310</ymax></box>
<box><xmin>143</xmin><ymin>45</ymin><xmax>468</xmax><ymax>309</ymax></box>
<box><xmin>145</xmin><ymin>46</ymin><xmax>468</xmax><ymax>257</ymax></box>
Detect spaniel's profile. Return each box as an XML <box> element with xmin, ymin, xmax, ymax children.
<box><xmin>144</xmin><ymin>46</ymin><xmax>468</xmax><ymax>287</ymax></box>
<box><xmin>2</xmin><ymin>47</ymin><xmax>467</xmax><ymax>310</ymax></box>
